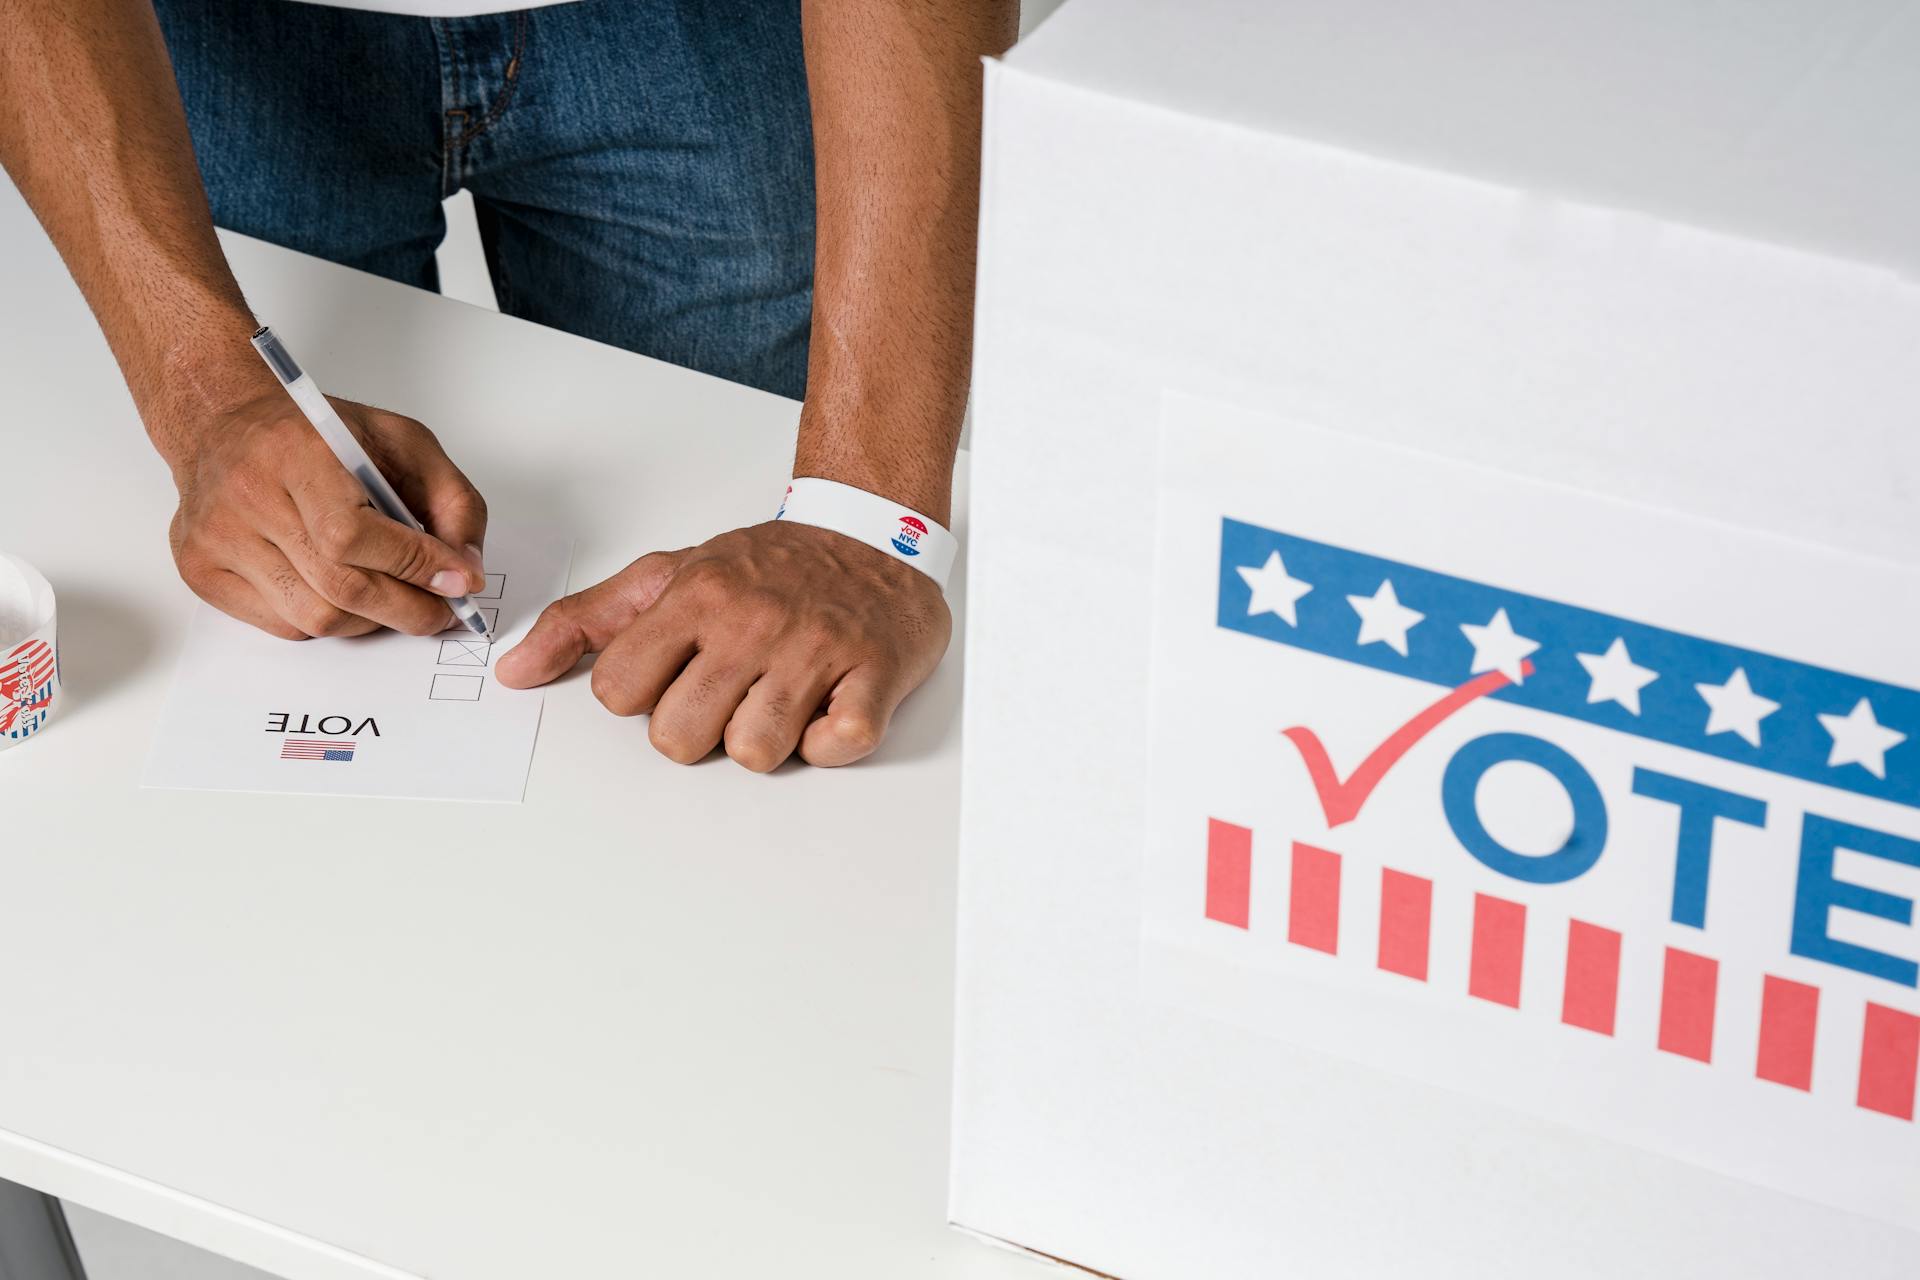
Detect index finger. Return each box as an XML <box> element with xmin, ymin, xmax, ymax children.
<box><xmin>495</xmin><ymin>551</ymin><xmax>683</xmax><ymax>689</ymax></box>
<box><xmin>289</xmin><ymin>468</ymin><xmax>483</xmax><ymax>598</ymax></box>
<box><xmin>392</xmin><ymin>443</ymin><xmax>490</xmax><ymax>571</ymax></box>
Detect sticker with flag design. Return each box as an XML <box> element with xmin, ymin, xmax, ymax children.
<box><xmin>2</xmin><ymin>638</ymin><xmax>56</xmax><ymax>740</ymax></box>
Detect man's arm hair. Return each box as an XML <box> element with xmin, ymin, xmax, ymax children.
<box><xmin>0</xmin><ymin>0</ymin><xmax>271</xmax><ymax>464</ymax></box>
<box><xmin>794</xmin><ymin>0</ymin><xmax>1020</xmax><ymax>526</ymax></box>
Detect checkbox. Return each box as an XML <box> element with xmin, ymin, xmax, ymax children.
<box><xmin>429</xmin><ymin>674</ymin><xmax>484</xmax><ymax>702</ymax></box>
<box><xmin>475</xmin><ymin>573</ymin><xmax>506</xmax><ymax>600</ymax></box>
<box><xmin>440</xmin><ymin>607</ymin><xmax>499</xmax><ymax>634</ymax></box>
<box><xmin>438</xmin><ymin>637</ymin><xmax>492</xmax><ymax>667</ymax></box>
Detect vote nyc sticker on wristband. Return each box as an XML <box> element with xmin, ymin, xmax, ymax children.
<box><xmin>775</xmin><ymin>478</ymin><xmax>958</xmax><ymax>590</ymax></box>
<box><xmin>0</xmin><ymin>553</ymin><xmax>58</xmax><ymax>748</ymax></box>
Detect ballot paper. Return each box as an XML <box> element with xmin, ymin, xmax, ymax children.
<box><xmin>143</xmin><ymin>524</ymin><xmax>573</xmax><ymax>803</ymax></box>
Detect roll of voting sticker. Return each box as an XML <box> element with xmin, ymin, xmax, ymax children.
<box><xmin>0</xmin><ymin>554</ymin><xmax>58</xmax><ymax>748</ymax></box>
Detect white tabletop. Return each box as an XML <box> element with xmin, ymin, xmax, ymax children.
<box><xmin>0</xmin><ymin>177</ymin><xmax>1043</xmax><ymax>1280</ymax></box>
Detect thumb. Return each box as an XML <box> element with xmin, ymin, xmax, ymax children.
<box><xmin>496</xmin><ymin>550</ymin><xmax>684</xmax><ymax>688</ymax></box>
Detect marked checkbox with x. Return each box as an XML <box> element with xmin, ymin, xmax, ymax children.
<box><xmin>438</xmin><ymin>637</ymin><xmax>492</xmax><ymax>667</ymax></box>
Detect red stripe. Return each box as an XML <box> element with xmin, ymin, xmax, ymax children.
<box><xmin>1657</xmin><ymin>947</ymin><xmax>1719</xmax><ymax>1063</ymax></box>
<box><xmin>1755</xmin><ymin>976</ymin><xmax>1820</xmax><ymax>1091</ymax></box>
<box><xmin>1375</xmin><ymin>869</ymin><xmax>1431</xmax><ymax>980</ymax></box>
<box><xmin>1561</xmin><ymin>920</ymin><xmax>1621</xmax><ymax>1036</ymax></box>
<box><xmin>9</xmin><ymin>642</ymin><xmax>52</xmax><ymax>678</ymax></box>
<box><xmin>1468</xmin><ymin>894</ymin><xmax>1526</xmax><ymax>1007</ymax></box>
<box><xmin>1287</xmin><ymin>842</ymin><xmax>1340</xmax><ymax>955</ymax></box>
<box><xmin>1857</xmin><ymin>1003</ymin><xmax>1920</xmax><ymax>1120</ymax></box>
<box><xmin>1204</xmin><ymin>819</ymin><xmax>1252</xmax><ymax>929</ymax></box>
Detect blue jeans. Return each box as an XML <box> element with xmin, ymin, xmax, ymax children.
<box><xmin>154</xmin><ymin>0</ymin><xmax>816</xmax><ymax>399</ymax></box>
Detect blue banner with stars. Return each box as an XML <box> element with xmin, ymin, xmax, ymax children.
<box><xmin>1216</xmin><ymin>517</ymin><xmax>1918</xmax><ymax>812</ymax></box>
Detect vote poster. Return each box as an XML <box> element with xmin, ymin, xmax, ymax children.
<box><xmin>1143</xmin><ymin>394</ymin><xmax>1920</xmax><ymax>1229</ymax></box>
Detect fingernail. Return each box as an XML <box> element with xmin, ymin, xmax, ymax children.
<box><xmin>464</xmin><ymin>543</ymin><xmax>485</xmax><ymax>572</ymax></box>
<box><xmin>429</xmin><ymin>570</ymin><xmax>466</xmax><ymax>597</ymax></box>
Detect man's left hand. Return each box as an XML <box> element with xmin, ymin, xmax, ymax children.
<box><xmin>495</xmin><ymin>521</ymin><xmax>951</xmax><ymax>770</ymax></box>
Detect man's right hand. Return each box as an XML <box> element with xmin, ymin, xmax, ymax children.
<box><xmin>2</xmin><ymin>0</ymin><xmax>488</xmax><ymax>641</ymax></box>
<box><xmin>163</xmin><ymin>392</ymin><xmax>490</xmax><ymax>640</ymax></box>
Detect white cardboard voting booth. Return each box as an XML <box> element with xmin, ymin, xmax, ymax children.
<box><xmin>953</xmin><ymin>2</ymin><xmax>1920</xmax><ymax>1276</ymax></box>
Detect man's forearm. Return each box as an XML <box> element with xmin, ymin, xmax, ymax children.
<box><xmin>795</xmin><ymin>0</ymin><xmax>1018</xmax><ymax>526</ymax></box>
<box><xmin>0</xmin><ymin>0</ymin><xmax>268</xmax><ymax>465</ymax></box>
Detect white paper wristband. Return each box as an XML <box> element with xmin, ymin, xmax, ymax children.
<box><xmin>775</xmin><ymin>478</ymin><xmax>958</xmax><ymax>590</ymax></box>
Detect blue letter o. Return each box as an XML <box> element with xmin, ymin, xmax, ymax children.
<box><xmin>1442</xmin><ymin>733</ymin><xmax>1608</xmax><ymax>884</ymax></box>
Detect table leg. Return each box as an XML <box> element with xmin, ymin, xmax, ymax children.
<box><xmin>0</xmin><ymin>1182</ymin><xmax>86</xmax><ymax>1280</ymax></box>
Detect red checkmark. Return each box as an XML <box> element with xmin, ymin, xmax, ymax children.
<box><xmin>1282</xmin><ymin>661</ymin><xmax>1532</xmax><ymax>828</ymax></box>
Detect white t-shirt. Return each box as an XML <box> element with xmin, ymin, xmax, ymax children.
<box><xmin>300</xmin><ymin>1</ymin><xmax>576</xmax><ymax>14</ymax></box>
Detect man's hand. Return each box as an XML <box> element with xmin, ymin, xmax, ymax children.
<box><xmin>165</xmin><ymin>392</ymin><xmax>489</xmax><ymax>640</ymax></box>
<box><xmin>496</xmin><ymin>521</ymin><xmax>951</xmax><ymax>770</ymax></box>
<box><xmin>1</xmin><ymin>0</ymin><xmax>490</xmax><ymax>640</ymax></box>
